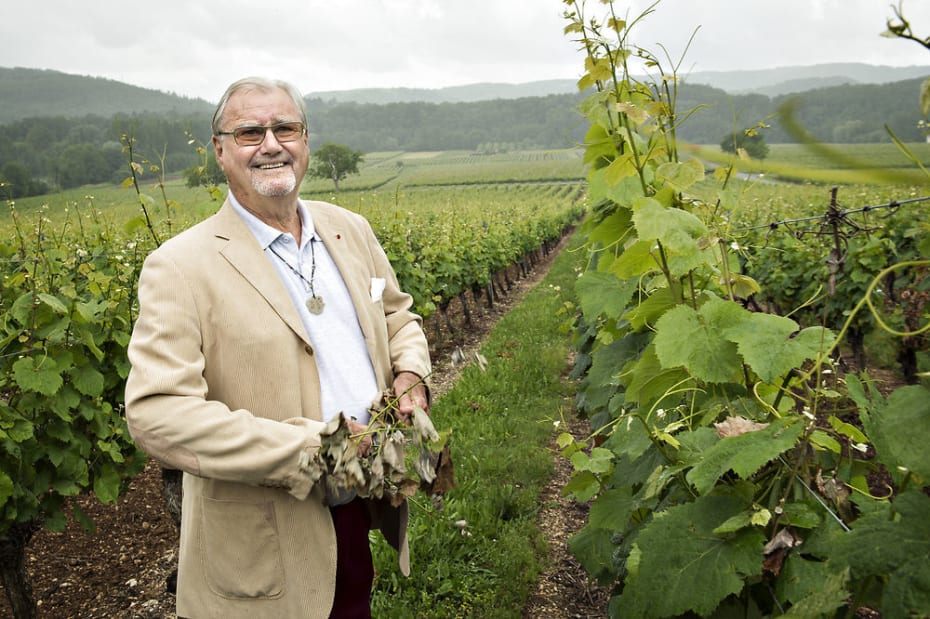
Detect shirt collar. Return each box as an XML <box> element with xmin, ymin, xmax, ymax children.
<box><xmin>227</xmin><ymin>192</ymin><xmax>317</xmax><ymax>249</ymax></box>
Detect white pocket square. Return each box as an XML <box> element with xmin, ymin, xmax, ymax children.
<box><xmin>370</xmin><ymin>277</ymin><xmax>386</xmax><ymax>302</ymax></box>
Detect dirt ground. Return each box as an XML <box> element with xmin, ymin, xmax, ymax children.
<box><xmin>2</xmin><ymin>234</ymin><xmax>610</xmax><ymax>618</ymax></box>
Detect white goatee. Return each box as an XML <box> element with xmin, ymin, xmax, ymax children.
<box><xmin>252</xmin><ymin>168</ymin><xmax>297</xmax><ymax>197</ymax></box>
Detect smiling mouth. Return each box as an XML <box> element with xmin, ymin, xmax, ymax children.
<box><xmin>255</xmin><ymin>162</ymin><xmax>287</xmax><ymax>170</ymax></box>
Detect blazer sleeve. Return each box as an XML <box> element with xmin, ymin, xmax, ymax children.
<box><xmin>363</xmin><ymin>218</ymin><xmax>432</xmax><ymax>382</ymax></box>
<box><xmin>124</xmin><ymin>245</ymin><xmax>326</xmax><ymax>500</ymax></box>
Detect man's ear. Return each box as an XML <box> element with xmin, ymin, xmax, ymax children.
<box><xmin>212</xmin><ymin>136</ymin><xmax>225</xmax><ymax>169</ymax></box>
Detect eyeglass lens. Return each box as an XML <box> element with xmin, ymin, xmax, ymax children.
<box><xmin>233</xmin><ymin>122</ymin><xmax>304</xmax><ymax>145</ymax></box>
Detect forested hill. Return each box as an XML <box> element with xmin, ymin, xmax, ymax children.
<box><xmin>306</xmin><ymin>77</ymin><xmax>927</xmax><ymax>151</ymax></box>
<box><xmin>0</xmin><ymin>67</ymin><xmax>213</xmax><ymax>124</ymax></box>
<box><xmin>0</xmin><ymin>67</ymin><xmax>926</xmax><ymax>196</ymax></box>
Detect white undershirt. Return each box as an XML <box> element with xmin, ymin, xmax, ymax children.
<box><xmin>229</xmin><ymin>195</ymin><xmax>379</xmax><ymax>424</ymax></box>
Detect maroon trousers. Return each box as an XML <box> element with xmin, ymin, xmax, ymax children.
<box><xmin>328</xmin><ymin>498</ymin><xmax>374</xmax><ymax>619</ymax></box>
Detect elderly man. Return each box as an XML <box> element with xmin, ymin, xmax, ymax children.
<box><xmin>125</xmin><ymin>77</ymin><xmax>431</xmax><ymax>618</ymax></box>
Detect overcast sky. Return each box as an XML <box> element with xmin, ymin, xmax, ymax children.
<box><xmin>3</xmin><ymin>0</ymin><xmax>930</xmax><ymax>102</ymax></box>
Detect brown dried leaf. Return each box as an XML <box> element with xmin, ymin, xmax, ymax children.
<box><xmin>714</xmin><ymin>416</ymin><xmax>770</xmax><ymax>438</ymax></box>
<box><xmin>815</xmin><ymin>469</ymin><xmax>850</xmax><ymax>504</ymax></box>
<box><xmin>414</xmin><ymin>449</ymin><xmax>437</xmax><ymax>485</ymax></box>
<box><xmin>763</xmin><ymin>528</ymin><xmax>802</xmax><ymax>555</ymax></box>
<box><xmin>421</xmin><ymin>444</ymin><xmax>456</xmax><ymax>496</ymax></box>
<box><xmin>381</xmin><ymin>432</ymin><xmax>406</xmax><ymax>471</ymax></box>
<box><xmin>390</xmin><ymin>479</ymin><xmax>420</xmax><ymax>507</ymax></box>
<box><xmin>413</xmin><ymin>406</ymin><xmax>439</xmax><ymax>443</ymax></box>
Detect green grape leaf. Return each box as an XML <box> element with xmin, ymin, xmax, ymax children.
<box><xmin>610</xmin><ymin>239</ymin><xmax>659</xmax><ymax>278</ymax></box>
<box><xmin>883</xmin><ymin>556</ymin><xmax>930</xmax><ymax>619</ymax></box>
<box><xmin>575</xmin><ymin>270</ymin><xmax>635</xmax><ymax>321</ymax></box>
<box><xmin>860</xmin><ymin>384</ymin><xmax>930</xmax><ymax>481</ymax></box>
<box><xmin>623</xmin><ymin>343</ymin><xmax>692</xmax><ymax>408</ymax></box>
<box><xmin>728</xmin><ymin>273</ymin><xmax>762</xmax><ymax>300</ymax></box>
<box><xmin>6</xmin><ymin>418</ymin><xmax>35</xmax><ymax>442</ymax></box>
<box><xmin>12</xmin><ymin>356</ymin><xmax>63</xmax><ymax>396</ymax></box>
<box><xmin>568</xmin><ymin>522</ymin><xmax>617</xmax><ymax>585</ymax></box>
<box><xmin>44</xmin><ymin>510</ymin><xmax>68</xmax><ymax>532</ymax></box>
<box><xmin>562</xmin><ymin>470</ymin><xmax>600</xmax><ymax>503</ymax></box>
<box><xmin>781</xmin><ymin>567</ymin><xmax>850</xmax><ymax>618</ymax></box>
<box><xmin>123</xmin><ymin>214</ymin><xmax>148</xmax><ymax>234</ymax></box>
<box><xmin>586</xmin><ymin>207</ymin><xmax>633</xmax><ymax>248</ymax></box>
<box><xmin>632</xmin><ymin>197</ymin><xmax>708</xmax><ymax>245</ymax></box>
<box><xmin>93</xmin><ymin>464</ymin><xmax>121</xmax><ymax>505</ymax></box>
<box><xmin>777</xmin><ymin>553</ymin><xmax>842</xmax><ymax>605</ymax></box>
<box><xmin>70</xmin><ymin>364</ymin><xmax>105</xmax><ymax>397</ymax></box>
<box><xmin>624</xmin><ymin>287</ymin><xmax>675</xmax><ymax>331</ymax></box>
<box><xmin>828</xmin><ymin>415</ymin><xmax>868</xmax><ymax>443</ymax></box>
<box><xmin>74</xmin><ymin>298</ymin><xmax>107</xmax><ymax>322</ymax></box>
<box><xmin>834</xmin><ymin>490</ymin><xmax>930</xmax><ymax>581</ymax></box>
<box><xmin>605</xmin><ymin>153</ymin><xmax>638</xmax><ymax>184</ymax></box>
<box><xmin>632</xmin><ymin>197</ymin><xmax>710</xmax><ymax>276</ymax></box>
<box><xmin>687</xmin><ymin>416</ymin><xmax>805</xmax><ymax>494</ymax></box>
<box><xmin>0</xmin><ymin>471</ymin><xmax>13</xmax><ymax>509</ymax></box>
<box><xmin>570</xmin><ymin>447</ymin><xmax>615</xmax><ymax>475</ymax></box>
<box><xmin>724</xmin><ymin>312</ymin><xmax>833</xmax><ymax>383</ymax></box>
<box><xmin>589</xmin><ymin>487</ymin><xmax>634</xmax><ymax>530</ymax></box>
<box><xmin>781</xmin><ymin>501</ymin><xmax>823</xmax><ymax>529</ymax></box>
<box><xmin>614</xmin><ymin>494</ymin><xmax>764</xmax><ymax>618</ymax></box>
<box><xmin>72</xmin><ymin>504</ymin><xmax>96</xmax><ymax>534</ymax></box>
<box><xmin>654</xmin><ymin>301</ymin><xmax>744</xmax><ymax>384</ymax></box>
<box><xmin>38</xmin><ymin>292</ymin><xmax>69</xmax><ymax>315</ymax></box>
<box><xmin>655</xmin><ymin>158</ymin><xmax>705</xmax><ymax>193</ymax></box>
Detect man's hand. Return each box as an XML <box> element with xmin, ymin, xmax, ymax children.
<box><xmin>393</xmin><ymin>371</ymin><xmax>429</xmax><ymax>423</ymax></box>
<box><xmin>346</xmin><ymin>419</ymin><xmax>372</xmax><ymax>457</ymax></box>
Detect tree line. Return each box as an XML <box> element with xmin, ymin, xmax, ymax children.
<box><xmin>1</xmin><ymin>77</ymin><xmax>925</xmax><ymax>198</ymax></box>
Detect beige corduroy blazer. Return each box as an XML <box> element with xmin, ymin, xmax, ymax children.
<box><xmin>124</xmin><ymin>199</ymin><xmax>431</xmax><ymax>618</ymax></box>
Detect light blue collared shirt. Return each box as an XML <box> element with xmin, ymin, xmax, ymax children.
<box><xmin>228</xmin><ymin>194</ymin><xmax>379</xmax><ymax>425</ymax></box>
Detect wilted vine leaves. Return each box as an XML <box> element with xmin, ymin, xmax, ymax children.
<box><xmin>307</xmin><ymin>390</ymin><xmax>454</xmax><ymax>508</ymax></box>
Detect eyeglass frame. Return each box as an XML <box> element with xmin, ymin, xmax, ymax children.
<box><xmin>215</xmin><ymin>121</ymin><xmax>307</xmax><ymax>146</ymax></box>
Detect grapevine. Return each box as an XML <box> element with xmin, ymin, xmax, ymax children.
<box><xmin>562</xmin><ymin>1</ymin><xmax>930</xmax><ymax>617</ymax></box>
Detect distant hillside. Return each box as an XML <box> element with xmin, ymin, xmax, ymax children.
<box><xmin>304</xmin><ymin>78</ymin><xmax>926</xmax><ymax>152</ymax></box>
<box><xmin>2</xmin><ymin>63</ymin><xmax>928</xmax><ymax>124</ymax></box>
<box><xmin>0</xmin><ymin>67</ymin><xmax>214</xmax><ymax>124</ymax></box>
<box><xmin>748</xmin><ymin>75</ymin><xmax>861</xmax><ymax>98</ymax></box>
<box><xmin>307</xmin><ymin>79</ymin><xmax>580</xmax><ymax>104</ymax></box>
<box><xmin>685</xmin><ymin>62</ymin><xmax>930</xmax><ymax>97</ymax></box>
<box><xmin>308</xmin><ymin>63</ymin><xmax>930</xmax><ymax>104</ymax></box>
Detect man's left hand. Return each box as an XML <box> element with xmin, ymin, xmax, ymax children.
<box><xmin>393</xmin><ymin>371</ymin><xmax>428</xmax><ymax>423</ymax></box>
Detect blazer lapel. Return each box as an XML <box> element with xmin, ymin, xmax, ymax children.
<box><xmin>212</xmin><ymin>202</ymin><xmax>312</xmax><ymax>347</ymax></box>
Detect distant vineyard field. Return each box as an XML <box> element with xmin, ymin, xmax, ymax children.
<box><xmin>764</xmin><ymin>141</ymin><xmax>930</xmax><ymax>170</ymax></box>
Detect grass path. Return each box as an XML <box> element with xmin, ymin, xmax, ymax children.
<box><xmin>371</xmin><ymin>231</ymin><xmax>602</xmax><ymax>618</ymax></box>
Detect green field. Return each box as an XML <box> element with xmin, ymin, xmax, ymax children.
<box><xmin>2</xmin><ymin>148</ymin><xmax>585</xmax><ymax>226</ymax></box>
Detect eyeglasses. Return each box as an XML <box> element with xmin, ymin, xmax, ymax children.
<box><xmin>216</xmin><ymin>121</ymin><xmax>306</xmax><ymax>146</ymax></box>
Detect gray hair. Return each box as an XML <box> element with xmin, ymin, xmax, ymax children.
<box><xmin>211</xmin><ymin>77</ymin><xmax>308</xmax><ymax>135</ymax></box>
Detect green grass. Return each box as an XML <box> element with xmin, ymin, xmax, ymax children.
<box><xmin>370</xmin><ymin>232</ymin><xmax>586</xmax><ymax>618</ymax></box>
<box><xmin>0</xmin><ymin>178</ymin><xmax>221</xmax><ymax>234</ymax></box>
<box><xmin>2</xmin><ymin>149</ymin><xmax>586</xmax><ymax>235</ymax></box>
<box><xmin>302</xmin><ymin>148</ymin><xmax>585</xmax><ymax>194</ymax></box>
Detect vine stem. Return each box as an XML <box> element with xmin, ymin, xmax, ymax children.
<box><xmin>120</xmin><ymin>134</ymin><xmax>162</xmax><ymax>247</ymax></box>
<box><xmin>800</xmin><ymin>259</ymin><xmax>930</xmax><ymax>384</ymax></box>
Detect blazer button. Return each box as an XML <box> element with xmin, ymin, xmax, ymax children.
<box><xmin>304</xmin><ymin>344</ymin><xmax>314</xmax><ymax>356</ymax></box>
